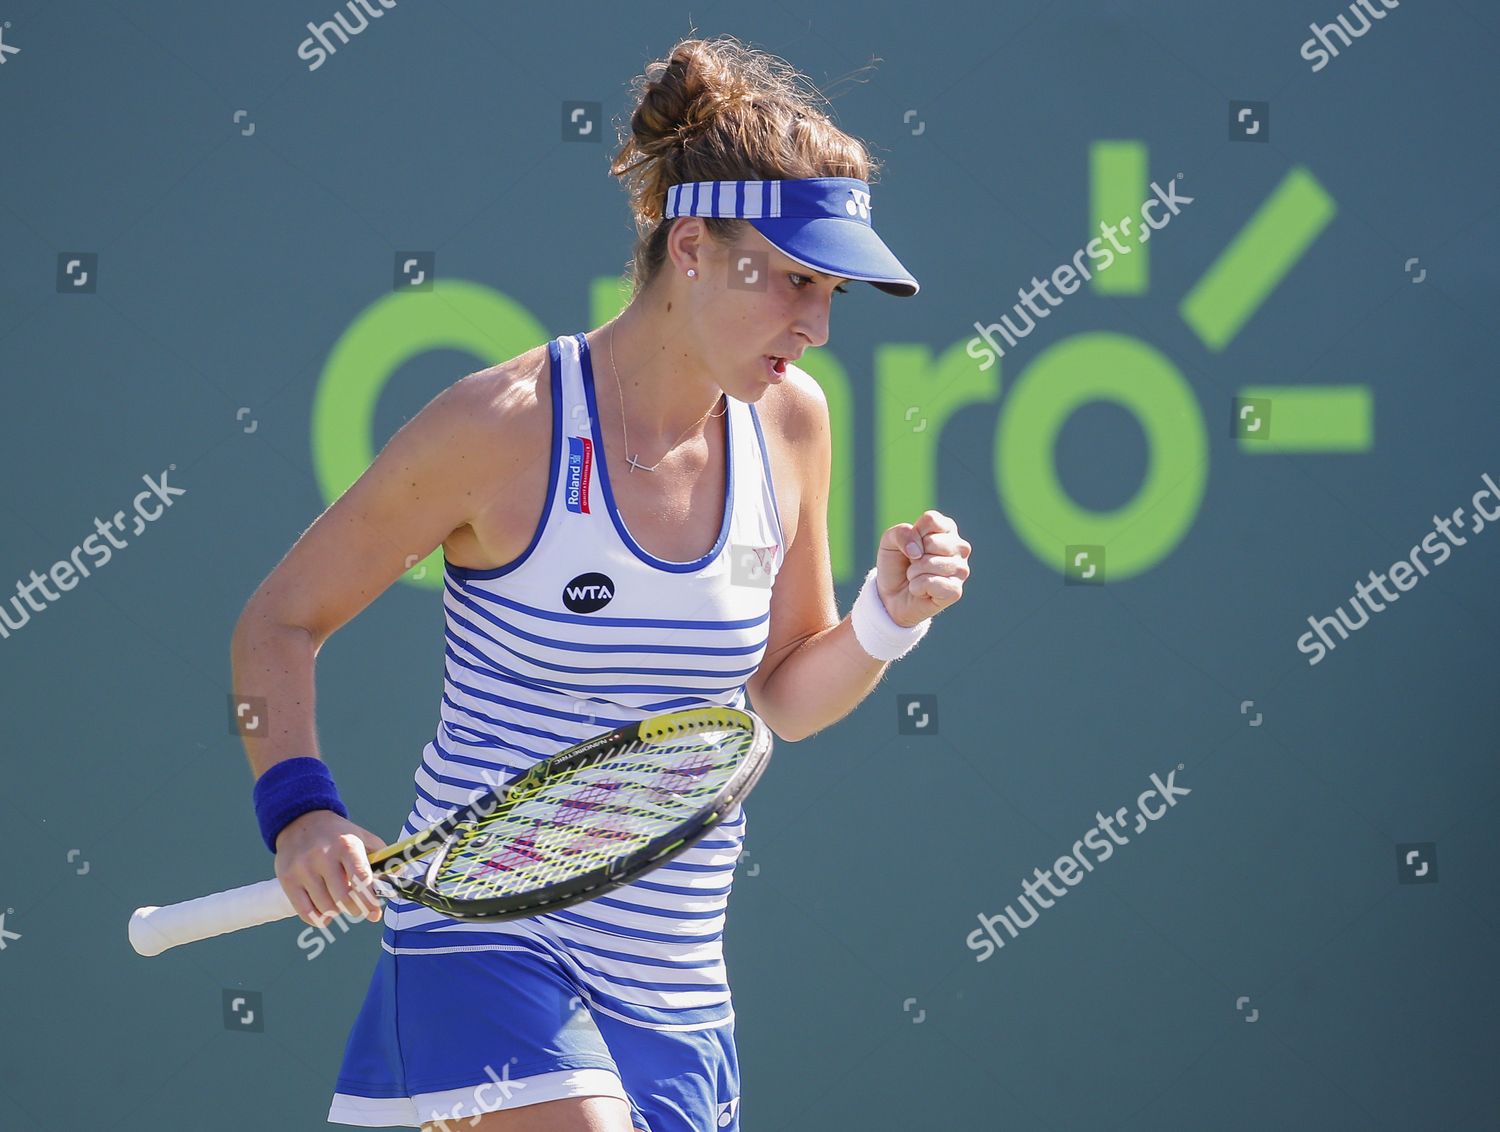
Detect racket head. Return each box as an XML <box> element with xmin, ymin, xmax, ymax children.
<box><xmin>379</xmin><ymin>705</ymin><xmax>771</xmax><ymax>921</ymax></box>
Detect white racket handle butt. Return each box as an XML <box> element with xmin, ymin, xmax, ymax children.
<box><xmin>129</xmin><ymin>877</ymin><xmax>297</xmax><ymax>957</ymax></box>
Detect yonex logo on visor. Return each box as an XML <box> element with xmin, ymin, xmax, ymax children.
<box><xmin>661</xmin><ymin>176</ymin><xmax>921</xmax><ymax>297</ymax></box>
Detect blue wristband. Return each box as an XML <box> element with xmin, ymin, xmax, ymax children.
<box><xmin>252</xmin><ymin>757</ymin><xmax>348</xmax><ymax>854</ymax></box>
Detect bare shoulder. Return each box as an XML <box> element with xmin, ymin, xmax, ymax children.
<box><xmin>435</xmin><ymin>343</ymin><xmax>556</xmax><ymax>569</ymax></box>
<box><xmin>413</xmin><ymin>344</ymin><xmax>552</xmax><ymax>478</ymax></box>
<box><xmin>761</xmin><ymin>362</ymin><xmax>829</xmax><ymax>446</ymax></box>
<box><xmin>754</xmin><ymin>362</ymin><xmax>830</xmax><ymax>550</ymax></box>
<box><xmin>442</xmin><ymin>343</ymin><xmax>551</xmax><ymax>435</ymax></box>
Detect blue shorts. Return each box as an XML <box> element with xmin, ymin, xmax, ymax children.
<box><xmin>327</xmin><ymin>930</ymin><xmax>741</xmax><ymax>1131</ymax></box>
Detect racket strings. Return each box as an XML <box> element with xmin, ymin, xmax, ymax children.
<box><xmin>447</xmin><ymin>750</ymin><xmax>729</xmax><ymax>893</ymax></box>
<box><xmin>432</xmin><ymin>728</ymin><xmax>750</xmax><ymax>902</ymax></box>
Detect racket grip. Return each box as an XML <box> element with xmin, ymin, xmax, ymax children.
<box><xmin>129</xmin><ymin>877</ymin><xmax>298</xmax><ymax>957</ymax></box>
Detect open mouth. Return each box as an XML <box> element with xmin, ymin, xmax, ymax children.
<box><xmin>764</xmin><ymin>355</ymin><xmax>787</xmax><ymax>380</ymax></box>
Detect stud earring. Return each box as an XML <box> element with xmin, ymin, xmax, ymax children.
<box><xmin>686</xmin><ymin>268</ymin><xmax>696</xmax><ymax>278</ymax></box>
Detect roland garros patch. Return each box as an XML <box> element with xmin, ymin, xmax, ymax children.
<box><xmin>566</xmin><ymin>435</ymin><xmax>593</xmax><ymax>514</ymax></box>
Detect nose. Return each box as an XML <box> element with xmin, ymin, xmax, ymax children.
<box><xmin>793</xmin><ymin>293</ymin><xmax>833</xmax><ymax>349</ymax></box>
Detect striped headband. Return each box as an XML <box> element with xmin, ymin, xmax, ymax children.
<box><xmin>660</xmin><ymin>176</ymin><xmax>919</xmax><ymax>297</ymax></box>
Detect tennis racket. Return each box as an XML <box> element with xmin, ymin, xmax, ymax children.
<box><xmin>129</xmin><ymin>705</ymin><xmax>771</xmax><ymax>957</ymax></box>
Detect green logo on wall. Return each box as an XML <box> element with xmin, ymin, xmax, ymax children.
<box><xmin>312</xmin><ymin>145</ymin><xmax>1371</xmax><ymax>589</ymax></box>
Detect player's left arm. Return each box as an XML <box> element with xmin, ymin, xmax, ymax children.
<box><xmin>745</xmin><ymin>371</ymin><xmax>971</xmax><ymax>742</ymax></box>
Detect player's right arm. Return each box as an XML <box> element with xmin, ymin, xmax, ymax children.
<box><xmin>230</xmin><ymin>361</ymin><xmax>532</xmax><ymax>928</ymax></box>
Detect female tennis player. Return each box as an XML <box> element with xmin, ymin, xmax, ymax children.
<box><xmin>231</xmin><ymin>34</ymin><xmax>970</xmax><ymax>1132</ymax></box>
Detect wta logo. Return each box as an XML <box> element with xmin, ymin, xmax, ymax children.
<box><xmin>562</xmin><ymin>572</ymin><xmax>614</xmax><ymax>613</ymax></box>
<box><xmin>566</xmin><ymin>436</ymin><xmax>593</xmax><ymax>513</ymax></box>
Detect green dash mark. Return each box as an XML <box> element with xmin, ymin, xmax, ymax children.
<box><xmin>1236</xmin><ymin>385</ymin><xmax>1372</xmax><ymax>452</ymax></box>
<box><xmin>1089</xmin><ymin>141</ymin><xmax>1148</xmax><ymax>296</ymax></box>
<box><xmin>1181</xmin><ymin>168</ymin><xmax>1336</xmax><ymax>351</ymax></box>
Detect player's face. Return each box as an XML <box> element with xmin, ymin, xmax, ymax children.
<box><xmin>694</xmin><ymin>227</ymin><xmax>848</xmax><ymax>399</ymax></box>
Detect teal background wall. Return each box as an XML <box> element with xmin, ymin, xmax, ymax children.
<box><xmin>2</xmin><ymin>1</ymin><xmax>1497</xmax><ymax>1128</ymax></box>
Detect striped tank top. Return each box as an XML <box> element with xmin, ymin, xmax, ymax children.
<box><xmin>380</xmin><ymin>330</ymin><xmax>785</xmax><ymax>1030</ymax></box>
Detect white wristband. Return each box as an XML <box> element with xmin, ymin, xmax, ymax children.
<box><xmin>850</xmin><ymin>567</ymin><xmax>931</xmax><ymax>662</ymax></box>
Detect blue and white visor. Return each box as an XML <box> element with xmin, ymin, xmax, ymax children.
<box><xmin>662</xmin><ymin>177</ymin><xmax>920</xmax><ymax>297</ymax></box>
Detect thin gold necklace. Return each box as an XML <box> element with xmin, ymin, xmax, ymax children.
<box><xmin>606</xmin><ymin>326</ymin><xmax>727</xmax><ymax>473</ymax></box>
